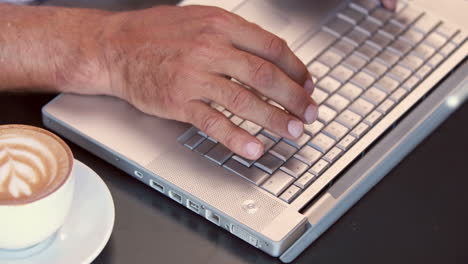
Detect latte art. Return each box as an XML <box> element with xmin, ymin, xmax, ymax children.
<box><xmin>0</xmin><ymin>125</ymin><xmax>72</xmax><ymax>204</ymax></box>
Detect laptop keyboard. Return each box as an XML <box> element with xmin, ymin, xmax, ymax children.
<box><xmin>181</xmin><ymin>0</ymin><xmax>465</xmax><ymax>204</ymax></box>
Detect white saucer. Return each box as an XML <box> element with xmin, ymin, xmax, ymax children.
<box><xmin>0</xmin><ymin>159</ymin><xmax>115</xmax><ymax>264</ymax></box>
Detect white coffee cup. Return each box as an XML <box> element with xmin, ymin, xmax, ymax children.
<box><xmin>0</xmin><ymin>125</ymin><xmax>75</xmax><ymax>250</ymax></box>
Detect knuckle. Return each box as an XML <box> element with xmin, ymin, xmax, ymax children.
<box><xmin>200</xmin><ymin>7</ymin><xmax>235</xmax><ymax>32</ymax></box>
<box><xmin>229</xmin><ymin>88</ymin><xmax>253</xmax><ymax>113</ymax></box>
<box><xmin>223</xmin><ymin>127</ymin><xmax>238</xmax><ymax>150</ymax></box>
<box><xmin>265</xmin><ymin>35</ymin><xmax>287</xmax><ymax>60</ymax></box>
<box><xmin>200</xmin><ymin>113</ymin><xmax>223</xmax><ymax>136</ymax></box>
<box><xmin>251</xmin><ymin>60</ymin><xmax>275</xmax><ymax>88</ymax></box>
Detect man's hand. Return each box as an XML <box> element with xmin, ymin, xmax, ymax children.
<box><xmin>90</xmin><ymin>6</ymin><xmax>316</xmax><ymax>160</ymax></box>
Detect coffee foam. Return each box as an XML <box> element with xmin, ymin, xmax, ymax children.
<box><xmin>0</xmin><ymin>126</ymin><xmax>71</xmax><ymax>204</ymax></box>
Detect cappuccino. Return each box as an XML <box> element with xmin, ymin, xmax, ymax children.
<box><xmin>0</xmin><ymin>125</ymin><xmax>72</xmax><ymax>205</ymax></box>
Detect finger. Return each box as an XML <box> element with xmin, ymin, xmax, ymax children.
<box><xmin>185</xmin><ymin>100</ymin><xmax>263</xmax><ymax>160</ymax></box>
<box><xmin>223</xmin><ymin>17</ymin><xmax>312</xmax><ymax>87</ymax></box>
<box><xmin>202</xmin><ymin>76</ymin><xmax>305</xmax><ymax>139</ymax></box>
<box><xmin>212</xmin><ymin>49</ymin><xmax>318</xmax><ymax>124</ymax></box>
<box><xmin>381</xmin><ymin>0</ymin><xmax>397</xmax><ymax>10</ymax></box>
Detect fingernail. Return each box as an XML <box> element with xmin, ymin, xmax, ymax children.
<box><xmin>304</xmin><ymin>79</ymin><xmax>314</xmax><ymax>96</ymax></box>
<box><xmin>304</xmin><ymin>104</ymin><xmax>318</xmax><ymax>124</ymax></box>
<box><xmin>288</xmin><ymin>120</ymin><xmax>303</xmax><ymax>138</ymax></box>
<box><xmin>383</xmin><ymin>0</ymin><xmax>396</xmax><ymax>10</ymax></box>
<box><xmin>245</xmin><ymin>142</ymin><xmax>261</xmax><ymax>158</ymax></box>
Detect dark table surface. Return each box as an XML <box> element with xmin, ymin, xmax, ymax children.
<box><xmin>2</xmin><ymin>1</ymin><xmax>468</xmax><ymax>263</ymax></box>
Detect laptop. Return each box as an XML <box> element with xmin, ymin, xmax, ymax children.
<box><xmin>41</xmin><ymin>0</ymin><xmax>468</xmax><ymax>262</ymax></box>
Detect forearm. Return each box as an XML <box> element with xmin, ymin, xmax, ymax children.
<box><xmin>0</xmin><ymin>3</ymin><xmax>111</xmax><ymax>94</ymax></box>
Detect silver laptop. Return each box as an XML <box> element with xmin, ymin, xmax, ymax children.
<box><xmin>42</xmin><ymin>0</ymin><xmax>468</xmax><ymax>262</ymax></box>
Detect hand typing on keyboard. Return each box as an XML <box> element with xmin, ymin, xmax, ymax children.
<box><xmin>1</xmin><ymin>0</ymin><xmax>396</xmax><ymax>161</ymax></box>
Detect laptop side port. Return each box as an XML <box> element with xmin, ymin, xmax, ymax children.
<box><xmin>168</xmin><ymin>190</ymin><xmax>182</xmax><ymax>204</ymax></box>
<box><xmin>205</xmin><ymin>209</ymin><xmax>220</xmax><ymax>226</ymax></box>
<box><xmin>149</xmin><ymin>180</ymin><xmax>164</xmax><ymax>193</ymax></box>
<box><xmin>186</xmin><ymin>199</ymin><xmax>200</xmax><ymax>213</ymax></box>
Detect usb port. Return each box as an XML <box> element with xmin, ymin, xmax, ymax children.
<box><xmin>205</xmin><ymin>209</ymin><xmax>220</xmax><ymax>226</ymax></box>
<box><xmin>169</xmin><ymin>190</ymin><xmax>182</xmax><ymax>203</ymax></box>
<box><xmin>187</xmin><ymin>199</ymin><xmax>200</xmax><ymax>213</ymax></box>
<box><xmin>149</xmin><ymin>180</ymin><xmax>164</xmax><ymax>193</ymax></box>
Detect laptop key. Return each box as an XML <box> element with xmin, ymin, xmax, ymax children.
<box><xmin>295</xmin><ymin>30</ymin><xmax>337</xmax><ymax>65</ymax></box>
<box><xmin>338</xmin><ymin>83</ymin><xmax>363</xmax><ymax>101</ymax></box>
<box><xmin>205</xmin><ymin>144</ymin><xmax>233</xmax><ymax>165</ymax></box>
<box><xmin>280</xmin><ymin>158</ymin><xmax>309</xmax><ymax>178</ymax></box>
<box><xmin>224</xmin><ymin>159</ymin><xmax>269</xmax><ymax>186</ymax></box>
<box><xmin>413</xmin><ymin>44</ymin><xmax>436</xmax><ymax>60</ymax></box>
<box><xmin>304</xmin><ymin>121</ymin><xmax>324</xmax><ymax>137</ymax></box>
<box><xmin>377</xmin><ymin>99</ymin><xmax>396</xmax><ymax>114</ymax></box>
<box><xmin>284</xmin><ymin>133</ymin><xmax>311</xmax><ymax>149</ymax></box>
<box><xmin>364</xmin><ymin>110</ymin><xmax>383</xmax><ymax>126</ymax></box>
<box><xmin>377</xmin><ymin>49</ymin><xmax>400</xmax><ymax>67</ymax></box>
<box><xmin>390</xmin><ymin>88</ymin><xmax>408</xmax><ymax>102</ymax></box>
<box><xmin>279</xmin><ymin>185</ymin><xmax>302</xmax><ymax>203</ymax></box>
<box><xmin>318</xmin><ymin>50</ymin><xmax>343</xmax><ymax>68</ymax></box>
<box><xmin>439</xmin><ymin>42</ymin><xmax>457</xmax><ymax>57</ymax></box>
<box><xmin>401</xmin><ymin>29</ymin><xmax>424</xmax><ymax>44</ymax></box>
<box><xmin>351</xmin><ymin>71</ymin><xmax>376</xmax><ymax>89</ymax></box>
<box><xmin>309</xmin><ymin>133</ymin><xmax>336</xmax><ymax>153</ymax></box>
<box><xmin>269</xmin><ymin>141</ymin><xmax>297</xmax><ymax>161</ymax></box>
<box><xmin>233</xmin><ymin>155</ymin><xmax>256</xmax><ymax>167</ymax></box>
<box><xmin>323</xmin><ymin>121</ymin><xmax>349</xmax><ymax>141</ymax></box>
<box><xmin>240</xmin><ymin>120</ymin><xmax>262</xmax><ymax>136</ymax></box>
<box><xmin>184</xmin><ymin>134</ymin><xmax>205</xmax><ymax>150</ymax></box>
<box><xmin>435</xmin><ymin>24</ymin><xmax>459</xmax><ymax>39</ymax></box>
<box><xmin>362</xmin><ymin>87</ymin><xmax>387</xmax><ymax>105</ymax></box>
<box><xmin>326</xmin><ymin>93</ymin><xmax>350</xmax><ymax>113</ymax></box>
<box><xmin>412</xmin><ymin>15</ymin><xmax>440</xmax><ymax>34</ymax></box>
<box><xmin>375</xmin><ymin>76</ymin><xmax>400</xmax><ymax>94</ymax></box>
<box><xmin>356</xmin><ymin>42</ymin><xmax>380</xmax><ymax>61</ymax></box>
<box><xmin>329</xmin><ymin>65</ymin><xmax>354</xmax><ymax>83</ymax></box>
<box><xmin>336</xmin><ymin>109</ymin><xmax>362</xmax><ymax>129</ymax></box>
<box><xmin>261</xmin><ymin>170</ymin><xmax>295</xmax><ymax>196</ymax></box>
<box><xmin>350</xmin><ymin>98</ymin><xmax>374</xmax><ymax>117</ymax></box>
<box><xmin>369</xmin><ymin>31</ymin><xmax>393</xmax><ymax>49</ymax></box>
<box><xmin>389</xmin><ymin>38</ymin><xmax>413</xmax><ymax>56</ymax></box>
<box><xmin>427</xmin><ymin>53</ymin><xmax>444</xmax><ymax>68</ymax></box>
<box><xmin>337</xmin><ymin>134</ymin><xmax>357</xmax><ymax>150</ymax></box>
<box><xmin>309</xmin><ymin>159</ymin><xmax>330</xmax><ymax>176</ymax></box>
<box><xmin>415</xmin><ymin>65</ymin><xmax>433</xmax><ymax>79</ymax></box>
<box><xmin>402</xmin><ymin>76</ymin><xmax>420</xmax><ymax>91</ymax></box>
<box><xmin>294</xmin><ymin>172</ymin><xmax>317</xmax><ymax>189</ymax></box>
<box><xmin>318</xmin><ymin>105</ymin><xmax>337</xmax><ymax>124</ymax></box>
<box><xmin>294</xmin><ymin>145</ymin><xmax>322</xmax><ymax>166</ymax></box>
<box><xmin>324</xmin><ymin>16</ymin><xmax>354</xmax><ymax>37</ymax></box>
<box><xmin>230</xmin><ymin>115</ymin><xmax>243</xmax><ymax>126</ymax></box>
<box><xmin>380</xmin><ymin>21</ymin><xmax>405</xmax><ymax>38</ymax></box>
<box><xmin>261</xmin><ymin>129</ymin><xmax>281</xmax><ymax>142</ymax></box>
<box><xmin>255</xmin><ymin>153</ymin><xmax>283</xmax><ymax>174</ymax></box>
<box><xmin>357</xmin><ymin>17</ymin><xmax>380</xmax><ymax>35</ymax></box>
<box><xmin>344</xmin><ymin>54</ymin><xmax>367</xmax><ymax>71</ymax></box>
<box><xmin>350</xmin><ymin>0</ymin><xmax>379</xmax><ymax>14</ymax></box>
<box><xmin>339</xmin><ymin>7</ymin><xmax>365</xmax><ymax>25</ymax></box>
<box><xmin>389</xmin><ymin>65</ymin><xmax>412</xmax><ymax>82</ymax></box>
<box><xmin>425</xmin><ymin>32</ymin><xmax>447</xmax><ymax>49</ymax></box>
<box><xmin>324</xmin><ymin>147</ymin><xmax>343</xmax><ymax>163</ymax></box>
<box><xmin>311</xmin><ymin>88</ymin><xmax>328</xmax><ymax>105</ymax></box>
<box><xmin>346</xmin><ymin>28</ymin><xmax>369</xmax><ymax>45</ymax></box>
<box><xmin>392</xmin><ymin>6</ymin><xmax>422</xmax><ymax>27</ymax></box>
<box><xmin>256</xmin><ymin>134</ymin><xmax>275</xmax><ymax>153</ymax></box>
<box><xmin>194</xmin><ymin>139</ymin><xmax>216</xmax><ymax>155</ymax></box>
<box><xmin>308</xmin><ymin>61</ymin><xmax>330</xmax><ymax>79</ymax></box>
<box><xmin>364</xmin><ymin>59</ymin><xmax>388</xmax><ymax>78</ymax></box>
<box><xmin>400</xmin><ymin>54</ymin><xmax>424</xmax><ymax>71</ymax></box>
<box><xmin>351</xmin><ymin>122</ymin><xmax>370</xmax><ymax>138</ymax></box>
<box><xmin>318</xmin><ymin>76</ymin><xmax>341</xmax><ymax>94</ymax></box>
<box><xmin>370</xmin><ymin>8</ymin><xmax>393</xmax><ymax>24</ymax></box>
<box><xmin>332</xmin><ymin>39</ymin><xmax>356</xmax><ymax>57</ymax></box>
